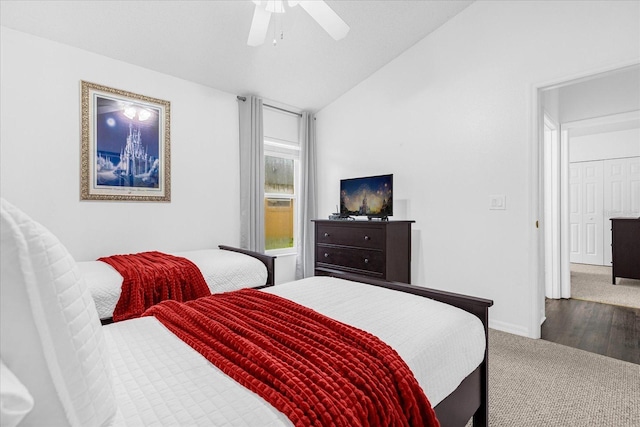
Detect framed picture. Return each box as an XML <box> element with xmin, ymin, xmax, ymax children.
<box><xmin>81</xmin><ymin>81</ymin><xmax>171</xmax><ymax>201</ymax></box>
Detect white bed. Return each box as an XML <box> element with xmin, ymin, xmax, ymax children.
<box><xmin>106</xmin><ymin>276</ymin><xmax>485</xmax><ymax>426</ymax></box>
<box><xmin>0</xmin><ymin>198</ymin><xmax>492</xmax><ymax>427</ymax></box>
<box><xmin>78</xmin><ymin>248</ymin><xmax>269</xmax><ymax>320</ymax></box>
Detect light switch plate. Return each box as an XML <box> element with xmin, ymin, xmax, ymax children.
<box><xmin>489</xmin><ymin>195</ymin><xmax>506</xmax><ymax>210</ymax></box>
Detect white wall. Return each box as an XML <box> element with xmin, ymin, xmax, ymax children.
<box><xmin>0</xmin><ymin>27</ymin><xmax>241</xmax><ymax>261</ymax></box>
<box><xmin>541</xmin><ymin>66</ymin><xmax>640</xmax><ymax>127</ymax></box>
<box><xmin>315</xmin><ymin>1</ymin><xmax>640</xmax><ymax>337</ymax></box>
<box><xmin>570</xmin><ymin>128</ymin><xmax>640</xmax><ymax>162</ymax></box>
<box><xmin>558</xmin><ymin>66</ymin><xmax>640</xmax><ymax>123</ymax></box>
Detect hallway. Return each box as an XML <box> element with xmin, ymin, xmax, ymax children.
<box><xmin>541</xmin><ymin>298</ymin><xmax>639</xmax><ymax>364</ymax></box>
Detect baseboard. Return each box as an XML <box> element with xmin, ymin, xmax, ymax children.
<box><xmin>489</xmin><ymin>319</ymin><xmax>530</xmax><ymax>337</ymax></box>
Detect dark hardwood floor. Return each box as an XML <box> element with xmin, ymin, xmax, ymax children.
<box><xmin>541</xmin><ymin>298</ymin><xmax>640</xmax><ymax>364</ymax></box>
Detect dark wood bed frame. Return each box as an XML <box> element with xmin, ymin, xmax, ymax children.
<box><xmin>317</xmin><ymin>269</ymin><xmax>493</xmax><ymax>427</ymax></box>
<box><xmin>218</xmin><ymin>245</ymin><xmax>276</xmax><ymax>287</ymax></box>
<box><xmin>100</xmin><ymin>246</ymin><xmax>276</xmax><ymax>325</ymax></box>
<box><xmin>99</xmin><ymin>247</ymin><xmax>489</xmax><ymax>425</ymax></box>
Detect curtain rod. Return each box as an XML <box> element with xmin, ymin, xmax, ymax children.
<box><xmin>237</xmin><ymin>96</ymin><xmax>302</xmax><ymax>117</ymax></box>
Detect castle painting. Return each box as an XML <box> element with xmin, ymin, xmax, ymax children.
<box><xmin>81</xmin><ymin>81</ymin><xmax>171</xmax><ymax>202</ymax></box>
<box><xmin>94</xmin><ymin>96</ymin><xmax>161</xmax><ymax>188</ymax></box>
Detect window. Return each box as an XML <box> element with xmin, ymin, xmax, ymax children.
<box><xmin>264</xmin><ymin>140</ymin><xmax>299</xmax><ymax>253</ymax></box>
<box><xmin>263</xmin><ymin>106</ymin><xmax>301</xmax><ymax>254</ymax></box>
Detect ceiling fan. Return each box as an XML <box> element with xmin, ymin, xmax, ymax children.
<box><xmin>247</xmin><ymin>0</ymin><xmax>350</xmax><ymax>46</ymax></box>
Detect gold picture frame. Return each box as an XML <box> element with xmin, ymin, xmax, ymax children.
<box><xmin>81</xmin><ymin>81</ymin><xmax>170</xmax><ymax>201</ymax></box>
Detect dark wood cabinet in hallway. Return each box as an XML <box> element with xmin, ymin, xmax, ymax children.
<box><xmin>541</xmin><ymin>298</ymin><xmax>640</xmax><ymax>365</ymax></box>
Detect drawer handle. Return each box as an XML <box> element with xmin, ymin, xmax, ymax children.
<box><xmin>364</xmin><ymin>235</ymin><xmax>370</xmax><ymax>241</ymax></box>
<box><xmin>364</xmin><ymin>258</ymin><xmax>369</xmax><ymax>264</ymax></box>
<box><xmin>324</xmin><ymin>232</ymin><xmax>330</xmax><ymax>237</ymax></box>
<box><xmin>324</xmin><ymin>253</ymin><xmax>329</xmax><ymax>258</ymax></box>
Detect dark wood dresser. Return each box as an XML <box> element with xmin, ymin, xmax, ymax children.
<box><xmin>610</xmin><ymin>217</ymin><xmax>640</xmax><ymax>284</ymax></box>
<box><xmin>312</xmin><ymin>219</ymin><xmax>415</xmax><ymax>283</ymax></box>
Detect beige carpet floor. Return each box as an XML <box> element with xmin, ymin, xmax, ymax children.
<box><xmin>570</xmin><ymin>263</ymin><xmax>640</xmax><ymax>309</ymax></box>
<box><xmin>466</xmin><ymin>329</ymin><xmax>640</xmax><ymax>426</ymax></box>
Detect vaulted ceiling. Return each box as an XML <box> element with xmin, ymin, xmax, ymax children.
<box><xmin>0</xmin><ymin>0</ymin><xmax>473</xmax><ymax>111</ymax></box>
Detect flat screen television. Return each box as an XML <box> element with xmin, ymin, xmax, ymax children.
<box><xmin>340</xmin><ymin>174</ymin><xmax>393</xmax><ymax>219</ymax></box>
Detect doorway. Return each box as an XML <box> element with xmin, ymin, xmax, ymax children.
<box><xmin>539</xmin><ymin>64</ymin><xmax>640</xmax><ymax>306</ymax></box>
<box><xmin>537</xmin><ymin>64</ymin><xmax>640</xmax><ymax>359</ymax></box>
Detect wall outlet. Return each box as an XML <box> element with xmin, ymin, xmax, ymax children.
<box><xmin>489</xmin><ymin>195</ymin><xmax>506</xmax><ymax>210</ymax></box>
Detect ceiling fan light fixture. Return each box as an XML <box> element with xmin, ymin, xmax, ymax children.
<box><xmin>247</xmin><ymin>4</ymin><xmax>272</xmax><ymax>46</ymax></box>
<box><xmin>298</xmin><ymin>1</ymin><xmax>349</xmax><ymax>41</ymax></box>
<box><xmin>246</xmin><ymin>0</ymin><xmax>349</xmax><ymax>46</ymax></box>
<box><xmin>265</xmin><ymin>0</ymin><xmax>285</xmax><ymax>14</ymax></box>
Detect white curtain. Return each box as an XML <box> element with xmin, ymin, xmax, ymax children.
<box><xmin>295</xmin><ymin>112</ymin><xmax>318</xmax><ymax>279</ymax></box>
<box><xmin>238</xmin><ymin>96</ymin><xmax>265</xmax><ymax>252</ymax></box>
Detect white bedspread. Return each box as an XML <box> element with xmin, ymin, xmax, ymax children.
<box><xmin>104</xmin><ymin>276</ymin><xmax>486</xmax><ymax>426</ymax></box>
<box><xmin>78</xmin><ymin>249</ymin><xmax>268</xmax><ymax>320</ymax></box>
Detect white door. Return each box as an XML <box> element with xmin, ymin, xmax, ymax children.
<box><xmin>569</xmin><ymin>161</ymin><xmax>604</xmax><ymax>265</ymax></box>
<box><xmin>581</xmin><ymin>161</ymin><xmax>604</xmax><ymax>265</ymax></box>
<box><xmin>603</xmin><ymin>157</ymin><xmax>640</xmax><ymax>266</ymax></box>
<box><xmin>569</xmin><ymin>164</ymin><xmax>582</xmax><ymax>263</ymax></box>
<box><xmin>631</xmin><ymin>158</ymin><xmax>640</xmax><ymax>214</ymax></box>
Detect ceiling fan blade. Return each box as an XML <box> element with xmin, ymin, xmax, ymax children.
<box><xmin>247</xmin><ymin>4</ymin><xmax>272</xmax><ymax>46</ymax></box>
<box><xmin>298</xmin><ymin>1</ymin><xmax>349</xmax><ymax>41</ymax></box>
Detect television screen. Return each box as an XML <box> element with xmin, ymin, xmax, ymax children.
<box><xmin>340</xmin><ymin>174</ymin><xmax>393</xmax><ymax>218</ymax></box>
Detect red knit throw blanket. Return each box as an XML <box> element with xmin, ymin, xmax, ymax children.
<box><xmin>99</xmin><ymin>251</ymin><xmax>210</xmax><ymax>322</ymax></box>
<box><xmin>144</xmin><ymin>289</ymin><xmax>440</xmax><ymax>427</ymax></box>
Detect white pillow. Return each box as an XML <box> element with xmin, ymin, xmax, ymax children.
<box><xmin>0</xmin><ymin>359</ymin><xmax>34</xmax><ymax>427</ymax></box>
<box><xmin>0</xmin><ymin>199</ymin><xmax>116</xmax><ymax>426</ymax></box>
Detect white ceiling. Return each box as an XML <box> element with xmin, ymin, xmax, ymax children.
<box><xmin>0</xmin><ymin>0</ymin><xmax>473</xmax><ymax>112</ymax></box>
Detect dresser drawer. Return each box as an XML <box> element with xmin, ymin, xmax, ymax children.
<box><xmin>312</xmin><ymin>219</ymin><xmax>414</xmax><ymax>283</ymax></box>
<box><xmin>316</xmin><ymin>224</ymin><xmax>384</xmax><ymax>249</ymax></box>
<box><xmin>316</xmin><ymin>246</ymin><xmax>383</xmax><ymax>275</ymax></box>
